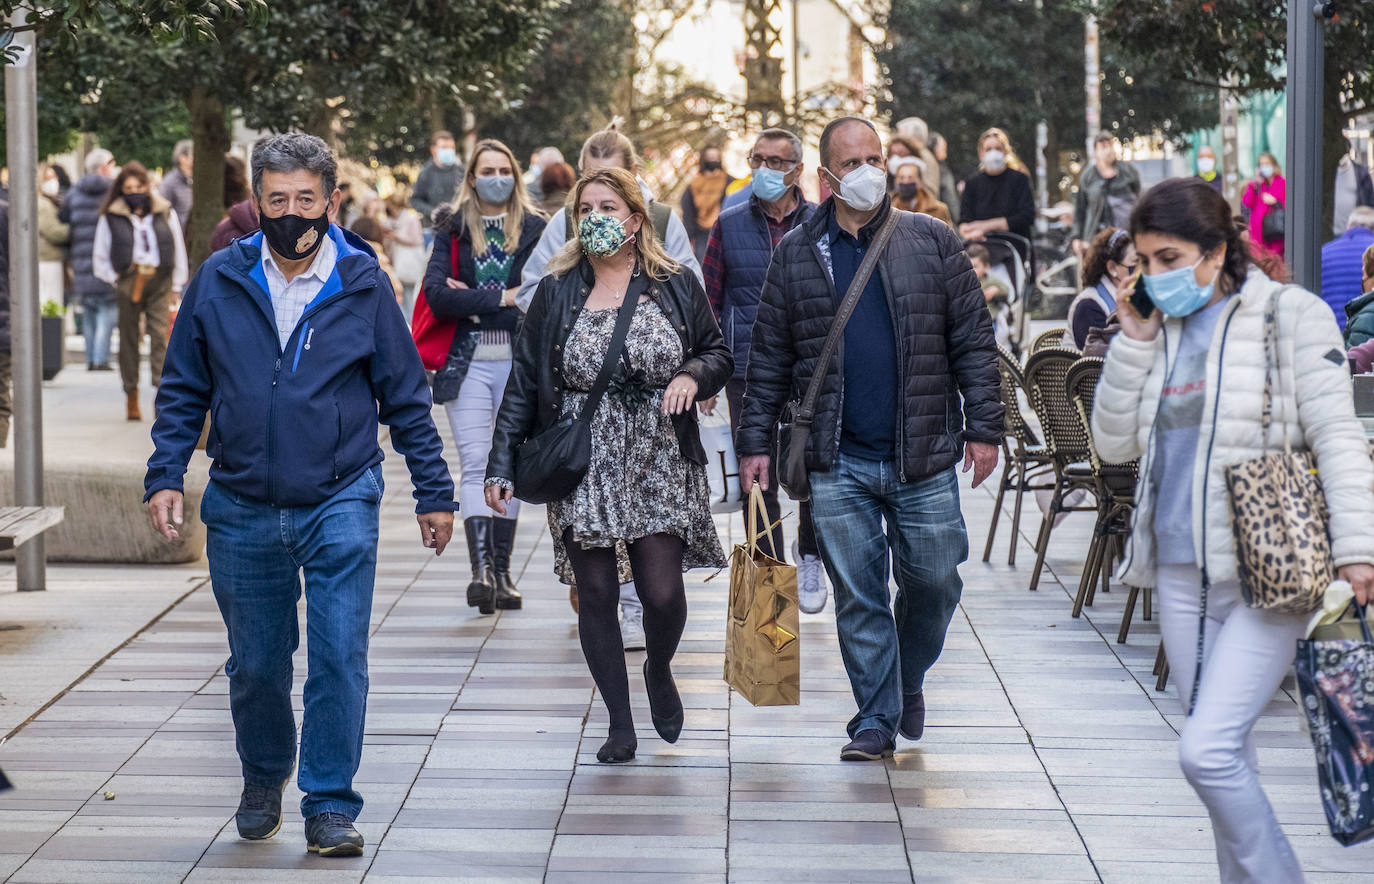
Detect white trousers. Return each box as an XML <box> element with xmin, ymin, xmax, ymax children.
<box><xmin>1156</xmin><ymin>562</ymin><xmax>1307</xmax><ymax>884</ymax></box>
<box><xmin>443</xmin><ymin>360</ymin><xmax>519</xmax><ymax>523</ymax></box>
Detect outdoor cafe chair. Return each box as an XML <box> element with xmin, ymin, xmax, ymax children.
<box><xmin>983</xmin><ymin>346</ymin><xmax>1054</xmax><ymax>566</ymax></box>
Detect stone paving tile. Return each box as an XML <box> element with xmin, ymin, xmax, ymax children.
<box><xmin>7</xmin><ymin>419</ymin><xmax>1374</xmax><ymax>882</ymax></box>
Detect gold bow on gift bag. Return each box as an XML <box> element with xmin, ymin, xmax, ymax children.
<box><xmin>723</xmin><ymin>485</ymin><xmax>801</xmax><ymax>706</ymax></box>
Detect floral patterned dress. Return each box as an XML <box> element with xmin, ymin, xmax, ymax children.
<box><xmin>547</xmin><ymin>294</ymin><xmax>726</xmax><ymax>584</ymax></box>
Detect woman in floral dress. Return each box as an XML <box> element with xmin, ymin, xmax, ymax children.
<box><xmin>486</xmin><ymin>168</ymin><xmax>731</xmax><ymax>763</ymax></box>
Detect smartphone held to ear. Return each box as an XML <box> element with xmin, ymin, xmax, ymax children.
<box><xmin>1127</xmin><ymin>272</ymin><xmax>1155</xmax><ymax>321</ymax></box>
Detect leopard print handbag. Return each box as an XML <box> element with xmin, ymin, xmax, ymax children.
<box><xmin>1223</xmin><ymin>289</ymin><xmax>1333</xmax><ymax>615</ymax></box>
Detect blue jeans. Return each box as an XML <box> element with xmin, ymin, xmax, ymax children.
<box><xmin>809</xmin><ymin>456</ymin><xmax>967</xmax><ymax>739</ymax></box>
<box><xmin>200</xmin><ymin>466</ymin><xmax>382</xmax><ymax>820</ymax></box>
<box><xmin>81</xmin><ymin>297</ymin><xmax>117</xmax><ymax>366</ymax></box>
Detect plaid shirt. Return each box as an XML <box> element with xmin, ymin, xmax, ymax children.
<box><xmin>262</xmin><ymin>234</ymin><xmax>336</xmax><ymax>351</ymax></box>
<box><xmin>702</xmin><ymin>192</ymin><xmax>805</xmax><ymax>319</ymax></box>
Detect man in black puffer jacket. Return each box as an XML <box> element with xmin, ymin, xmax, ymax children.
<box><xmin>738</xmin><ymin>117</ymin><xmax>1004</xmax><ymax>762</ymax></box>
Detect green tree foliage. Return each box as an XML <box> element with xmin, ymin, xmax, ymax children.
<box><xmin>1095</xmin><ymin>0</ymin><xmax>1372</xmax><ymax>227</ymax></box>
<box><xmin>480</xmin><ymin>0</ymin><xmax>635</xmax><ymax>164</ymax></box>
<box><xmin>49</xmin><ymin>0</ymin><xmax>554</xmax><ymax>265</ymax></box>
<box><xmin>876</xmin><ymin>0</ymin><xmax>1214</xmax><ymax>186</ymax></box>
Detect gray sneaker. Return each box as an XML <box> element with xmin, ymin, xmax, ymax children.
<box><xmin>305</xmin><ymin>812</ymin><xmax>364</xmax><ymax>857</ymax></box>
<box><xmin>793</xmin><ymin>540</ymin><xmax>828</xmax><ymax>614</ymax></box>
<box><xmin>621</xmin><ymin>604</ymin><xmax>646</xmax><ymax>652</ymax></box>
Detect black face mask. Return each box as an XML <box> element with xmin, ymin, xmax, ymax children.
<box><xmin>701</xmin><ymin>160</ymin><xmax>722</xmax><ymax>172</ymax></box>
<box><xmin>123</xmin><ymin>192</ymin><xmax>151</xmax><ymax>215</ymax></box>
<box><xmin>259</xmin><ymin>210</ymin><xmax>330</xmax><ymax>261</ymax></box>
<box><xmin>896</xmin><ymin>182</ymin><xmax>919</xmax><ymax>201</ymax></box>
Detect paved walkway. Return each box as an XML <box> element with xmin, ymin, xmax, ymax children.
<box><xmin>2</xmin><ymin>411</ymin><xmax>1372</xmax><ymax>881</ymax></box>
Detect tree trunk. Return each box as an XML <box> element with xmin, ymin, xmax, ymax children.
<box><xmin>185</xmin><ymin>87</ymin><xmax>230</xmax><ymax>272</ymax></box>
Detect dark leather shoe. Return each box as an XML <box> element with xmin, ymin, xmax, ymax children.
<box><xmin>305</xmin><ymin>812</ymin><xmax>364</xmax><ymax>857</ymax></box>
<box><xmin>235</xmin><ymin>780</ymin><xmax>285</xmax><ymax>840</ymax></box>
<box><xmin>596</xmin><ymin>732</ymin><xmax>638</xmax><ymax>764</ymax></box>
<box><xmin>898</xmin><ymin>691</ymin><xmax>926</xmax><ymax>741</ymax></box>
<box><xmin>643</xmin><ymin>660</ymin><xmax>683</xmax><ymax>744</ymax></box>
<box><xmin>840</xmin><ymin>729</ymin><xmax>894</xmax><ymax>761</ymax></box>
<box><xmin>463</xmin><ymin>518</ymin><xmax>496</xmax><ymax>615</ymax></box>
<box><xmin>490</xmin><ymin>517</ymin><xmax>523</xmax><ymax>610</ymax></box>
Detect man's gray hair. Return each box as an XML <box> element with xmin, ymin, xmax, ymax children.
<box><xmin>172</xmin><ymin>139</ymin><xmax>194</xmax><ymax>162</ymax></box>
<box><xmin>251</xmin><ymin>133</ymin><xmax>338</xmax><ymax>200</ymax></box>
<box><xmin>1348</xmin><ymin>205</ymin><xmax>1374</xmax><ymax>232</ymax></box>
<box><xmin>84</xmin><ymin>148</ymin><xmax>113</xmax><ymax>174</ymax></box>
<box><xmin>895</xmin><ymin>116</ymin><xmax>928</xmax><ymax>146</ymax></box>
<box><xmin>756</xmin><ymin>128</ymin><xmax>803</xmax><ymax>162</ymax></box>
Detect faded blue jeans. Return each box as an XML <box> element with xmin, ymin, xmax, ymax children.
<box><xmin>200</xmin><ymin>465</ymin><xmax>382</xmax><ymax>820</ymax></box>
<box><xmin>81</xmin><ymin>296</ymin><xmax>117</xmax><ymax>367</ymax></box>
<box><xmin>809</xmin><ymin>455</ymin><xmax>967</xmax><ymax>739</ymax></box>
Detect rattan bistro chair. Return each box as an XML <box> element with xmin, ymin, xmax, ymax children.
<box><xmin>1067</xmin><ymin>357</ymin><xmax>1148</xmax><ymax>642</ymax></box>
<box><xmin>1022</xmin><ymin>348</ymin><xmax>1099</xmax><ymax>592</ymax></box>
<box><xmin>983</xmin><ymin>347</ymin><xmax>1054</xmax><ymax>566</ymax></box>
<box><xmin>1031</xmin><ymin>327</ymin><xmax>1069</xmax><ymax>354</ymax></box>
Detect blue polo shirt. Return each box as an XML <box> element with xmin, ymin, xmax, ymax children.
<box><xmin>828</xmin><ymin>204</ymin><xmax>897</xmax><ymax>461</ymax></box>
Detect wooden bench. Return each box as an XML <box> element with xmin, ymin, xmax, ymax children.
<box><xmin>0</xmin><ymin>506</ymin><xmax>65</xmax><ymax>552</ymax></box>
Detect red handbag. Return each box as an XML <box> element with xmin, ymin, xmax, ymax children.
<box><xmin>411</xmin><ymin>233</ymin><xmax>459</xmax><ymax>370</ymax></box>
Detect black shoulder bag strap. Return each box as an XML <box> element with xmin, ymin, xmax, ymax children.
<box><xmin>797</xmin><ymin>208</ymin><xmax>903</xmax><ymax>425</ymax></box>
<box><xmin>579</xmin><ymin>272</ymin><xmax>648</xmax><ymax>421</ymax></box>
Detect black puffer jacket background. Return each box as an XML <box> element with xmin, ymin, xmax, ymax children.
<box><xmin>737</xmin><ymin>199</ymin><xmax>1003</xmax><ymax>482</ymax></box>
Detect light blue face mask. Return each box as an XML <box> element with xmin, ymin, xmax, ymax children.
<box><xmin>751</xmin><ymin>166</ymin><xmax>789</xmax><ymax>202</ymax></box>
<box><xmin>474</xmin><ymin>174</ymin><xmax>515</xmax><ymax>204</ymax></box>
<box><xmin>1143</xmin><ymin>257</ymin><xmax>1218</xmax><ymax>317</ymax></box>
<box><xmin>435</xmin><ymin>147</ymin><xmax>458</xmax><ymax>167</ymax></box>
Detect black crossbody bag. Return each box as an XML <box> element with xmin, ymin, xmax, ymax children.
<box><xmin>513</xmin><ymin>279</ymin><xmax>643</xmax><ymax>504</ymax></box>
<box><xmin>775</xmin><ymin>209</ymin><xmax>902</xmax><ymax>501</ymax></box>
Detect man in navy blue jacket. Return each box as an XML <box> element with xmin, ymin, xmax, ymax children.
<box><xmin>144</xmin><ymin>134</ymin><xmax>456</xmax><ymax>858</ymax></box>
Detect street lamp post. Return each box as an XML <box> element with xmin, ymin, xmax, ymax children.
<box><xmin>6</xmin><ymin>12</ymin><xmax>45</xmax><ymax>591</ymax></box>
<box><xmin>1285</xmin><ymin>1</ymin><xmax>1325</xmax><ymax>292</ymax></box>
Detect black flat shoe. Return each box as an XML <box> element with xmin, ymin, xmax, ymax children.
<box><xmin>596</xmin><ymin>732</ymin><xmax>637</xmax><ymax>764</ymax></box>
<box><xmin>643</xmin><ymin>660</ymin><xmax>684</xmax><ymax>744</ymax></box>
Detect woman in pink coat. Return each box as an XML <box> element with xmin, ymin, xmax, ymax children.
<box><xmin>1241</xmin><ymin>152</ymin><xmax>1285</xmax><ymax>257</ymax></box>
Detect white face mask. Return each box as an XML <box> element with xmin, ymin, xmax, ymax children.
<box><xmin>828</xmin><ymin>163</ymin><xmax>887</xmax><ymax>212</ymax></box>
<box><xmin>982</xmin><ymin>149</ymin><xmax>1007</xmax><ymax>174</ymax></box>
<box><xmin>1197</xmin><ymin>157</ymin><xmax>1216</xmax><ymax>174</ymax></box>
<box><xmin>41</xmin><ymin>178</ymin><xmax>60</xmax><ymax>197</ymax></box>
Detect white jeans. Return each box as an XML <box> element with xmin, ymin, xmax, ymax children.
<box><xmin>1156</xmin><ymin>562</ymin><xmax>1308</xmax><ymax>884</ymax></box>
<box><xmin>443</xmin><ymin>359</ymin><xmax>519</xmax><ymax>523</ymax></box>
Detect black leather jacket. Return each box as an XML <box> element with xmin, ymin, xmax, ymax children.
<box><xmin>487</xmin><ymin>258</ymin><xmax>732</xmax><ymax>483</ymax></box>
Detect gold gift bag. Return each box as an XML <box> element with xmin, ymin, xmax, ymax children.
<box><xmin>723</xmin><ymin>485</ymin><xmax>801</xmax><ymax>706</ymax></box>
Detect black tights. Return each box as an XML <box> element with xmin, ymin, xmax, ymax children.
<box><xmin>563</xmin><ymin>529</ymin><xmax>687</xmax><ymax>739</ymax></box>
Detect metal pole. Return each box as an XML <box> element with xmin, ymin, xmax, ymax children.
<box><xmin>1084</xmin><ymin>12</ymin><xmax>1101</xmax><ymax>156</ymax></box>
<box><xmin>6</xmin><ymin>12</ymin><xmax>45</xmax><ymax>591</ymax></box>
<box><xmin>1285</xmin><ymin>0</ymin><xmax>1324</xmax><ymax>291</ymax></box>
<box><xmin>1220</xmin><ymin>80</ymin><xmax>1241</xmax><ymax>207</ymax></box>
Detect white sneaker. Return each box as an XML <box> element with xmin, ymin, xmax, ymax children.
<box><xmin>794</xmin><ymin>540</ymin><xmax>828</xmax><ymax>614</ymax></box>
<box><xmin>620</xmin><ymin>605</ymin><xmax>646</xmax><ymax>651</ymax></box>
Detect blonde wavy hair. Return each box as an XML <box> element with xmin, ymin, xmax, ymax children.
<box><xmin>977</xmin><ymin>127</ymin><xmax>1028</xmax><ymax>175</ymax></box>
<box><xmin>544</xmin><ymin>167</ymin><xmax>679</xmax><ymax>282</ymax></box>
<box><xmin>453</xmin><ymin>138</ymin><xmax>543</xmax><ymax>254</ymax></box>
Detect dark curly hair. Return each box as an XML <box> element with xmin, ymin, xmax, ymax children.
<box><xmin>1080</xmin><ymin>226</ymin><xmax>1133</xmax><ymax>288</ymax></box>
<box><xmin>1129</xmin><ymin>177</ymin><xmax>1250</xmax><ymax>296</ymax></box>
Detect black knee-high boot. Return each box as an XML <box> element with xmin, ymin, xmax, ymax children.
<box><xmin>464</xmin><ymin>517</ymin><xmax>496</xmax><ymax>615</ymax></box>
<box><xmin>489</xmin><ymin>517</ymin><xmax>523</xmax><ymax>610</ymax></box>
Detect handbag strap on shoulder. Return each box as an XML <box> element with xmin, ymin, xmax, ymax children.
<box><xmin>1259</xmin><ymin>284</ymin><xmax>1302</xmax><ymax>455</ymax></box>
<box><xmin>578</xmin><ymin>271</ymin><xmax>648</xmax><ymax>422</ymax></box>
<box><xmin>796</xmin><ymin>208</ymin><xmax>902</xmax><ymax>424</ymax></box>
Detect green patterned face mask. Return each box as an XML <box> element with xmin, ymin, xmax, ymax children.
<box><xmin>578</xmin><ymin>211</ymin><xmax>634</xmax><ymax>258</ymax></box>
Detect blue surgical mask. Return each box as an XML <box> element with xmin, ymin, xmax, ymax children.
<box><xmin>1259</xmin><ymin>164</ymin><xmax>1275</xmax><ymax>179</ymax></box>
<box><xmin>1143</xmin><ymin>257</ymin><xmax>1218</xmax><ymax>317</ymax></box>
<box><xmin>435</xmin><ymin>147</ymin><xmax>458</xmax><ymax>167</ymax></box>
<box><xmin>474</xmin><ymin>174</ymin><xmax>515</xmax><ymax>204</ymax></box>
<box><xmin>751</xmin><ymin>166</ymin><xmax>789</xmax><ymax>202</ymax></box>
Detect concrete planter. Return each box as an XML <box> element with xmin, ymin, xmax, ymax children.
<box><xmin>41</xmin><ymin>314</ymin><xmax>63</xmax><ymax>380</ymax></box>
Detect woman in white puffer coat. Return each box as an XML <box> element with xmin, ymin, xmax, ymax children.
<box><xmin>1092</xmin><ymin>178</ymin><xmax>1374</xmax><ymax>884</ymax></box>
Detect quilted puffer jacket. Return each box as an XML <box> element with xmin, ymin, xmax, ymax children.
<box><xmin>1092</xmin><ymin>269</ymin><xmax>1374</xmax><ymax>588</ymax></box>
<box><xmin>736</xmin><ymin>198</ymin><xmax>1004</xmax><ymax>483</ymax></box>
